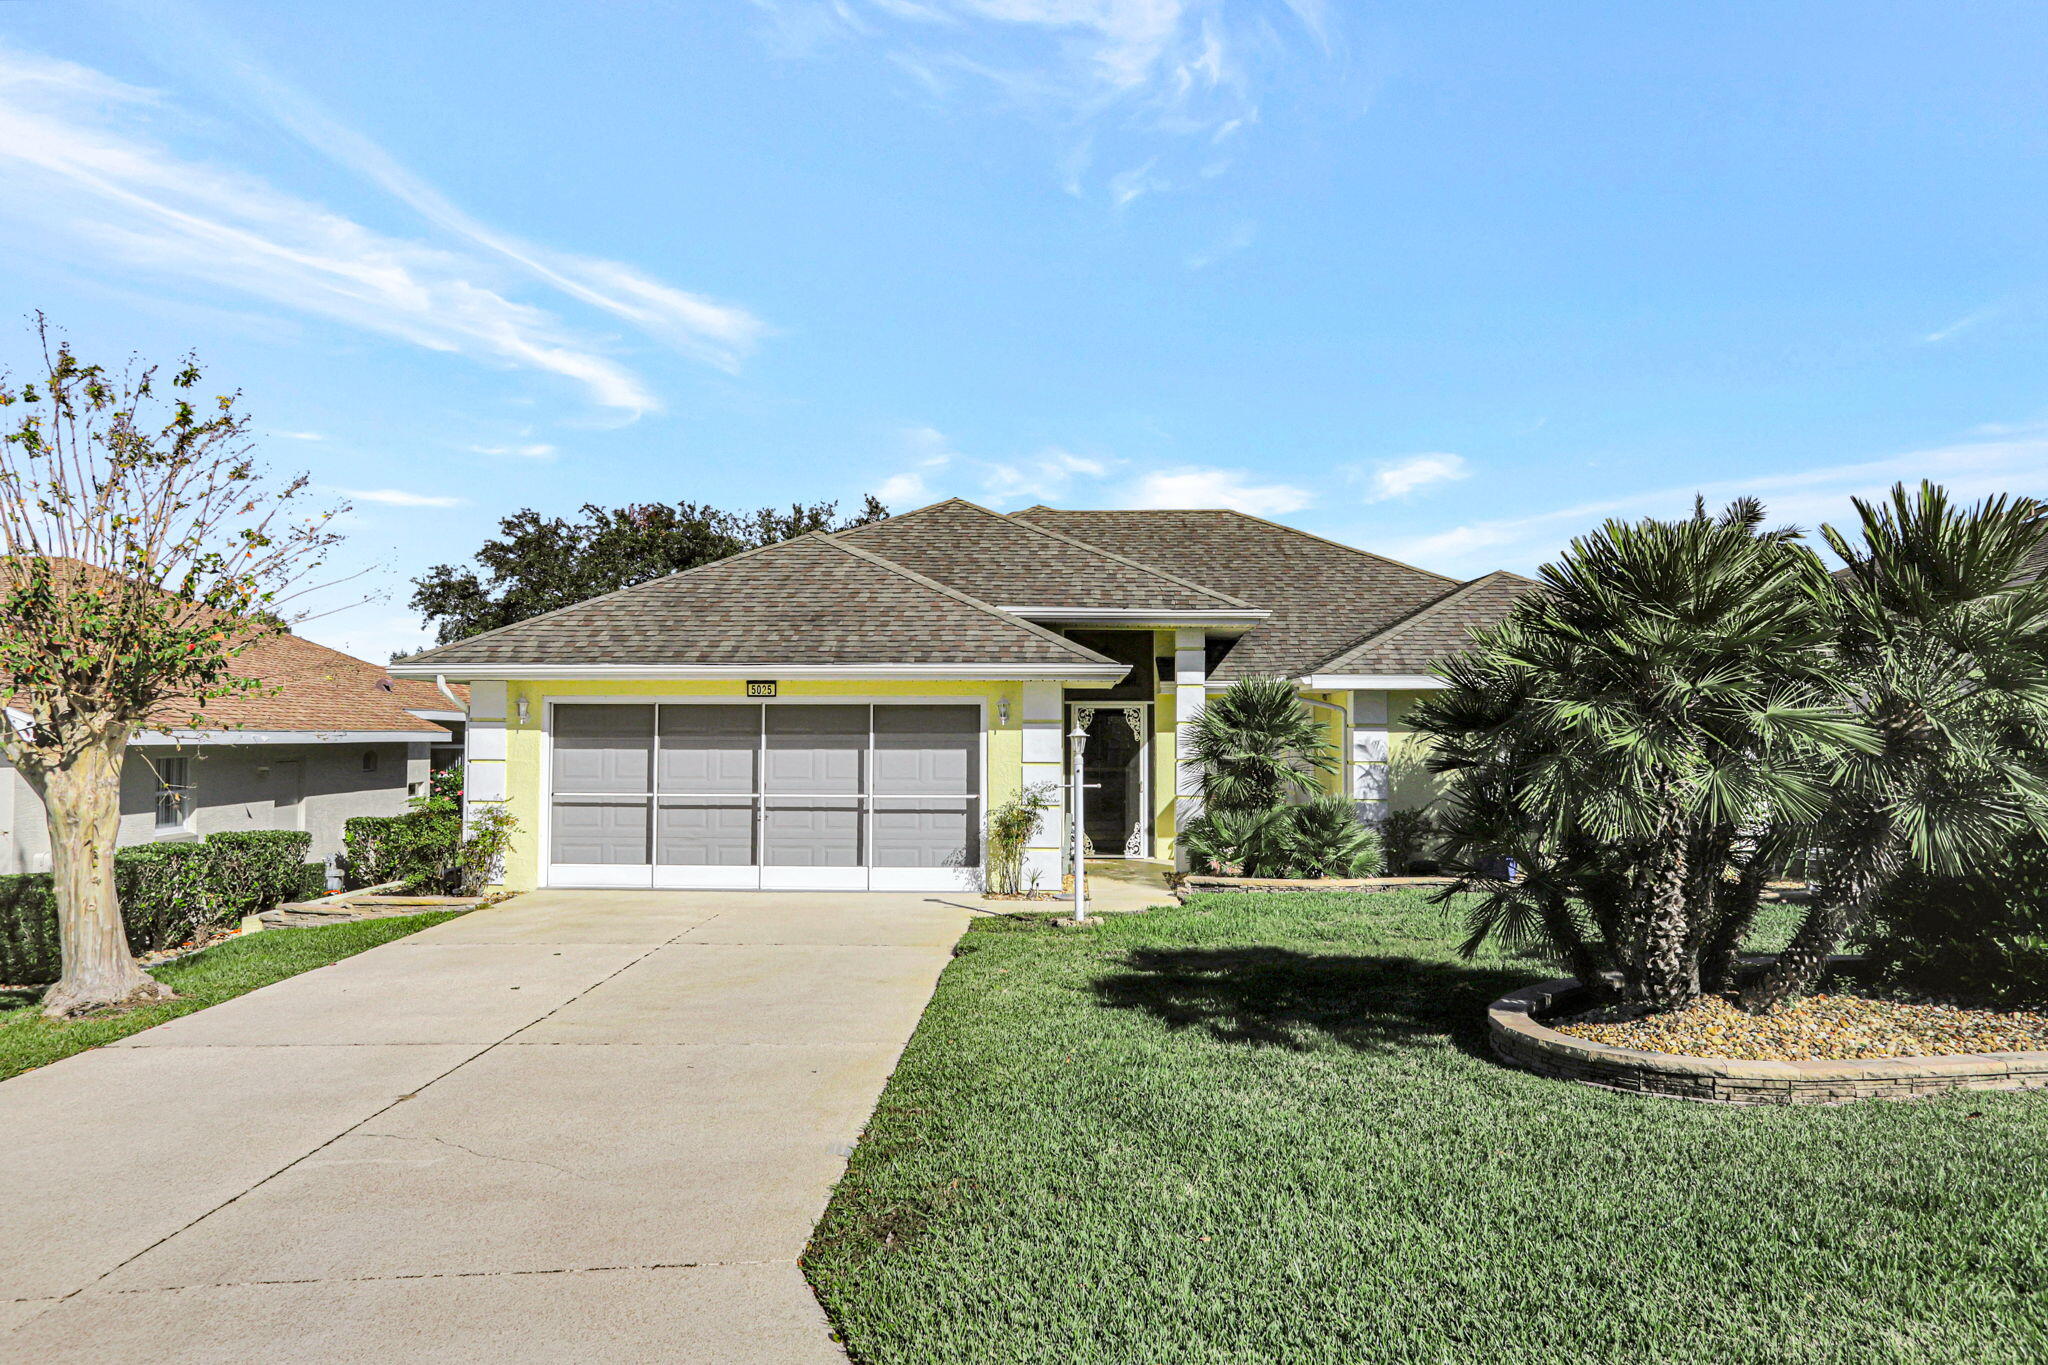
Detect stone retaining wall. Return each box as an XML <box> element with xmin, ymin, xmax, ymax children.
<box><xmin>1490</xmin><ymin>977</ymin><xmax>2048</xmax><ymax>1105</ymax></box>
<box><xmin>1176</xmin><ymin>875</ymin><xmax>1455</xmax><ymax>900</ymax></box>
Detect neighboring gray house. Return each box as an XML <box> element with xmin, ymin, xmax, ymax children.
<box><xmin>0</xmin><ymin>634</ymin><xmax>463</xmax><ymax>878</ymax></box>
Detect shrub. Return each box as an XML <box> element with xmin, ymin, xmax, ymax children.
<box><xmin>1179</xmin><ymin>807</ymin><xmax>1290</xmax><ymax>878</ymax></box>
<box><xmin>290</xmin><ymin>861</ymin><xmax>331</xmax><ymax>903</ymax></box>
<box><xmin>1281</xmin><ymin>797</ymin><xmax>1385</xmax><ymax>878</ymax></box>
<box><xmin>342</xmin><ymin>813</ymin><xmax>431</xmax><ymax>888</ymax></box>
<box><xmin>204</xmin><ymin>830</ymin><xmax>314</xmax><ymax>918</ymax></box>
<box><xmin>0</xmin><ymin>873</ymin><xmax>58</xmax><ymax>984</ymax></box>
<box><xmin>1862</xmin><ymin>834</ymin><xmax>2048</xmax><ymax>1007</ymax></box>
<box><xmin>343</xmin><ymin>792</ymin><xmax>519</xmax><ymax>894</ymax></box>
<box><xmin>985</xmin><ymin>782</ymin><xmax>1058</xmax><ymax>895</ymax></box>
<box><xmin>1377</xmin><ymin>808</ymin><xmax>1437</xmax><ymax>875</ymax></box>
<box><xmin>455</xmin><ymin>803</ymin><xmax>519</xmax><ymax>895</ymax></box>
<box><xmin>113</xmin><ymin>843</ymin><xmax>217</xmax><ymax>954</ymax></box>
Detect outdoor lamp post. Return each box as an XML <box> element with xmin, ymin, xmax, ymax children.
<box><xmin>1068</xmin><ymin>719</ymin><xmax>1089</xmax><ymax>924</ymax></box>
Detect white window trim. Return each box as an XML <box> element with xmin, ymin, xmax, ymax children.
<box><xmin>153</xmin><ymin>753</ymin><xmax>197</xmax><ymax>833</ymax></box>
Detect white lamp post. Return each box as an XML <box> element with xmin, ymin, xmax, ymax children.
<box><xmin>1068</xmin><ymin>719</ymin><xmax>1089</xmax><ymax>924</ymax></box>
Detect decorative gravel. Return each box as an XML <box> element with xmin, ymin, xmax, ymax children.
<box><xmin>1552</xmin><ymin>993</ymin><xmax>2048</xmax><ymax>1061</ymax></box>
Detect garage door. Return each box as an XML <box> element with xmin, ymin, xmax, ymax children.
<box><xmin>547</xmin><ymin>703</ymin><xmax>982</xmax><ymax>891</ymax></box>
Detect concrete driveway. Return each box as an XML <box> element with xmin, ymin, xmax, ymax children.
<box><xmin>0</xmin><ymin>889</ymin><xmax>983</xmax><ymax>1362</ymax></box>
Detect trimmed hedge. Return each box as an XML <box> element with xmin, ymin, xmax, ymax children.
<box><xmin>290</xmin><ymin>861</ymin><xmax>331</xmax><ymax>903</ymax></box>
<box><xmin>0</xmin><ymin>832</ymin><xmax>332</xmax><ymax>986</ymax></box>
<box><xmin>205</xmin><ymin>830</ymin><xmax>314</xmax><ymax>919</ymax></box>
<box><xmin>0</xmin><ymin>875</ymin><xmax>57</xmax><ymax>987</ymax></box>
<box><xmin>343</xmin><ymin>806</ymin><xmax>459</xmax><ymax>892</ymax></box>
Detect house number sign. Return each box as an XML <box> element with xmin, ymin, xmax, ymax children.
<box><xmin>746</xmin><ymin>680</ymin><xmax>778</xmax><ymax>697</ymax></box>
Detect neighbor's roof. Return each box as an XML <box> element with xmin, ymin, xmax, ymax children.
<box><xmin>396</xmin><ymin>532</ymin><xmax>1121</xmax><ymax>670</ymax></box>
<box><xmin>836</xmin><ymin>499</ymin><xmax>1255</xmax><ymax>613</ymax></box>
<box><xmin>162</xmin><ymin>634</ymin><xmax>458</xmax><ymax>735</ymax></box>
<box><xmin>1309</xmin><ymin>570</ymin><xmax>1542</xmax><ymax>677</ymax></box>
<box><xmin>1012</xmin><ymin>507</ymin><xmax>1460</xmax><ymax>679</ymax></box>
<box><xmin>0</xmin><ymin>556</ymin><xmax>455</xmax><ymax>737</ymax></box>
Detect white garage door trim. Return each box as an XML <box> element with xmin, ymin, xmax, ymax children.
<box><xmin>540</xmin><ymin>696</ymin><xmax>988</xmax><ymax>892</ymax></box>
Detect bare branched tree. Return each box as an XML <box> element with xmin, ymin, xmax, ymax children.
<box><xmin>0</xmin><ymin>315</ymin><xmax>341</xmax><ymax>1016</ymax></box>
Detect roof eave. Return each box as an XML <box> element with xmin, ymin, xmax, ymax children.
<box><xmin>386</xmin><ymin>661</ymin><xmax>1132</xmax><ymax>684</ymax></box>
<box><xmin>997</xmin><ymin>606</ymin><xmax>1269</xmax><ymax>629</ymax></box>
<box><xmin>129</xmin><ymin>728</ymin><xmax>449</xmax><ymax>745</ymax></box>
<box><xmin>1295</xmin><ymin>673</ymin><xmax>1452</xmax><ymax>690</ymax></box>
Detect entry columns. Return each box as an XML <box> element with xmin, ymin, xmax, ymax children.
<box><xmin>1173</xmin><ymin>628</ymin><xmax>1207</xmax><ymax>870</ymax></box>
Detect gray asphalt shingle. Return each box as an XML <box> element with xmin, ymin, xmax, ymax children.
<box><xmin>399</xmin><ymin>533</ymin><xmax>1117</xmax><ymax>669</ymax></box>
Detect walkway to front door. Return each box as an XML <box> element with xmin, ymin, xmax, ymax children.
<box><xmin>0</xmin><ymin>890</ymin><xmax>979</xmax><ymax>1362</ymax></box>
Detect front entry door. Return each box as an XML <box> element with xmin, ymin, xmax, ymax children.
<box><xmin>547</xmin><ymin>702</ymin><xmax>981</xmax><ymax>891</ymax></box>
<box><xmin>1068</xmin><ymin>703</ymin><xmax>1150</xmax><ymax>859</ymax></box>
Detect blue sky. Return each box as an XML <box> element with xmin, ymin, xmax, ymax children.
<box><xmin>2</xmin><ymin>1</ymin><xmax>2046</xmax><ymax>660</ymax></box>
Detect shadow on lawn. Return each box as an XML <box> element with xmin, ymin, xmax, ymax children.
<box><xmin>1092</xmin><ymin>947</ymin><xmax>1530</xmax><ymax>1054</ymax></box>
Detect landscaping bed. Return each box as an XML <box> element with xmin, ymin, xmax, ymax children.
<box><xmin>1554</xmin><ymin>991</ymin><xmax>2048</xmax><ymax>1062</ymax></box>
<box><xmin>806</xmin><ymin>890</ymin><xmax>2046</xmax><ymax>1364</ymax></box>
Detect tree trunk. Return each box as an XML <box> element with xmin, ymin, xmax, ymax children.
<box><xmin>1627</xmin><ymin>791</ymin><xmax>1696</xmax><ymax>1011</ymax></box>
<box><xmin>30</xmin><ymin>729</ymin><xmax>170</xmax><ymax>1017</ymax></box>
<box><xmin>1743</xmin><ymin>863</ymin><xmax>1878</xmax><ymax>1012</ymax></box>
<box><xmin>1700</xmin><ymin>859</ymin><xmax>1768</xmax><ymax>995</ymax></box>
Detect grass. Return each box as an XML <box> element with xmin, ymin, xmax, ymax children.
<box><xmin>0</xmin><ymin>911</ymin><xmax>462</xmax><ymax>1082</ymax></box>
<box><xmin>805</xmin><ymin>891</ymin><xmax>2048</xmax><ymax>1365</ymax></box>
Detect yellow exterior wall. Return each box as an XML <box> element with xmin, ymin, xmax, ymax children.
<box><xmin>493</xmin><ymin>677</ymin><xmax>1024</xmax><ymax>891</ymax></box>
<box><xmin>1302</xmin><ymin>689</ymin><xmax>1349</xmax><ymax>797</ymax></box>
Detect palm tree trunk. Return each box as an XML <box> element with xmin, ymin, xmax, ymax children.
<box><xmin>29</xmin><ymin>728</ymin><xmax>169</xmax><ymax>1018</ymax></box>
<box><xmin>1700</xmin><ymin>859</ymin><xmax>1768</xmax><ymax>995</ymax></box>
<box><xmin>1628</xmin><ymin>790</ymin><xmax>1696</xmax><ymax>1010</ymax></box>
<box><xmin>1743</xmin><ymin>864</ymin><xmax>1877</xmax><ymax>1012</ymax></box>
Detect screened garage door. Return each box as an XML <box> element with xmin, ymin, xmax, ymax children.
<box><xmin>547</xmin><ymin>703</ymin><xmax>982</xmax><ymax>891</ymax></box>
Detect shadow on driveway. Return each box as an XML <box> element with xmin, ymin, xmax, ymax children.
<box><xmin>1092</xmin><ymin>946</ymin><xmax>1531</xmax><ymax>1056</ymax></box>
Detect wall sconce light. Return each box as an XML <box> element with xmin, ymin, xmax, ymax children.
<box><xmin>516</xmin><ymin>697</ymin><xmax>530</xmax><ymax>724</ymax></box>
<box><xmin>997</xmin><ymin>698</ymin><xmax>1010</xmax><ymax>724</ymax></box>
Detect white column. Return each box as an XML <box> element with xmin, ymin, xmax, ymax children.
<box><xmin>1019</xmin><ymin>680</ymin><xmax>1065</xmax><ymax>889</ymax></box>
<box><xmin>1350</xmin><ymin>688</ymin><xmax>1390</xmax><ymax>823</ymax></box>
<box><xmin>1173</xmin><ymin>629</ymin><xmax>1207</xmax><ymax>869</ymax></box>
<box><xmin>465</xmin><ymin>680</ymin><xmax>510</xmax><ymax>816</ymax></box>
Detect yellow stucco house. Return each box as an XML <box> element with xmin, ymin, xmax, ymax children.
<box><xmin>388</xmin><ymin>500</ymin><xmax>1533</xmax><ymax>893</ymax></box>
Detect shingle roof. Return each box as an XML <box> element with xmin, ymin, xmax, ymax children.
<box><xmin>162</xmin><ymin>635</ymin><xmax>458</xmax><ymax>735</ymax></box>
<box><xmin>1012</xmin><ymin>507</ymin><xmax>1460</xmax><ymax>679</ymax></box>
<box><xmin>836</xmin><ymin>499</ymin><xmax>1253</xmax><ymax>611</ymax></box>
<box><xmin>1310</xmin><ymin>570</ymin><xmax>1542</xmax><ymax>676</ymax></box>
<box><xmin>0</xmin><ymin>557</ymin><xmax>456</xmax><ymax>736</ymax></box>
<box><xmin>397</xmin><ymin>532</ymin><xmax>1119</xmax><ymax>670</ymax></box>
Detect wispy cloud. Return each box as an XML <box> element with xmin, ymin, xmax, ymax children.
<box><xmin>1378</xmin><ymin>438</ymin><xmax>2048</xmax><ymax>576</ymax></box>
<box><xmin>982</xmin><ymin>447</ymin><xmax>1112</xmax><ymax>501</ymax></box>
<box><xmin>1122</xmin><ymin>465</ymin><xmax>1313</xmax><ymax>515</ymax></box>
<box><xmin>870</xmin><ymin>425</ymin><xmax>1116</xmax><ymax>507</ymax></box>
<box><xmin>0</xmin><ymin>42</ymin><xmax>764</xmax><ymax>416</ymax></box>
<box><xmin>1922</xmin><ymin>303</ymin><xmax>2005</xmax><ymax>344</ymax></box>
<box><xmin>1186</xmin><ymin>219</ymin><xmax>1255</xmax><ymax>269</ymax></box>
<box><xmin>270</xmin><ymin>429</ymin><xmax>324</xmax><ymax>441</ymax></box>
<box><xmin>339</xmin><ymin>487</ymin><xmax>466</xmax><ymax>508</ymax></box>
<box><xmin>468</xmin><ymin>442</ymin><xmax>558</xmax><ymax>460</ymax></box>
<box><xmin>757</xmin><ymin>1</ymin><xmax>1335</xmax><ymax>201</ymax></box>
<box><xmin>1357</xmin><ymin>452</ymin><xmax>1469</xmax><ymax>503</ymax></box>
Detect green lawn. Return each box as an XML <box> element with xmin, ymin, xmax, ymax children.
<box><xmin>806</xmin><ymin>891</ymin><xmax>2048</xmax><ymax>1365</ymax></box>
<box><xmin>0</xmin><ymin>912</ymin><xmax>462</xmax><ymax>1082</ymax></box>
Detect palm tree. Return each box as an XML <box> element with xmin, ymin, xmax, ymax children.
<box><xmin>1746</xmin><ymin>483</ymin><xmax>2048</xmax><ymax>1008</ymax></box>
<box><xmin>1416</xmin><ymin>498</ymin><xmax>1862</xmax><ymax>1009</ymax></box>
<box><xmin>1184</xmin><ymin>676</ymin><xmax>1337</xmax><ymax>816</ymax></box>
